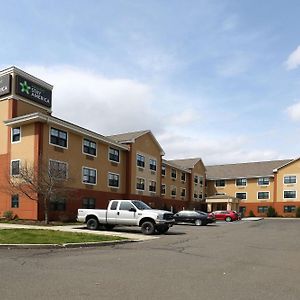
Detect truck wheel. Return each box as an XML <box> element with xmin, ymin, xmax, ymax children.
<box><xmin>156</xmin><ymin>225</ymin><xmax>169</xmax><ymax>234</ymax></box>
<box><xmin>86</xmin><ymin>218</ymin><xmax>99</xmax><ymax>230</ymax></box>
<box><xmin>141</xmin><ymin>221</ymin><xmax>155</xmax><ymax>235</ymax></box>
<box><xmin>104</xmin><ymin>224</ymin><xmax>115</xmax><ymax>230</ymax></box>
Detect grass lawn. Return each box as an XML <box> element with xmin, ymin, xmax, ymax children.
<box><xmin>0</xmin><ymin>229</ymin><xmax>125</xmax><ymax>244</ymax></box>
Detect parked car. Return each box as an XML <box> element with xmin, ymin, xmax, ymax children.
<box><xmin>212</xmin><ymin>210</ymin><xmax>239</xmax><ymax>222</ymax></box>
<box><xmin>174</xmin><ymin>210</ymin><xmax>216</xmax><ymax>226</ymax></box>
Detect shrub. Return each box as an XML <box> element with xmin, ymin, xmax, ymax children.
<box><xmin>3</xmin><ymin>210</ymin><xmax>14</xmax><ymax>220</ymax></box>
<box><xmin>248</xmin><ymin>210</ymin><xmax>255</xmax><ymax>217</ymax></box>
<box><xmin>296</xmin><ymin>207</ymin><xmax>300</xmax><ymax>218</ymax></box>
<box><xmin>267</xmin><ymin>206</ymin><xmax>277</xmax><ymax>217</ymax></box>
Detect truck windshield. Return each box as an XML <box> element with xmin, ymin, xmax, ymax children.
<box><xmin>132</xmin><ymin>200</ymin><xmax>151</xmax><ymax>210</ymax></box>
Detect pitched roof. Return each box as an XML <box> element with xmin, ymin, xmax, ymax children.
<box><xmin>162</xmin><ymin>159</ymin><xmax>191</xmax><ymax>173</ymax></box>
<box><xmin>108</xmin><ymin>130</ymin><xmax>150</xmax><ymax>143</ymax></box>
<box><xmin>108</xmin><ymin>130</ymin><xmax>165</xmax><ymax>155</ymax></box>
<box><xmin>206</xmin><ymin>159</ymin><xmax>293</xmax><ymax>180</ymax></box>
<box><xmin>168</xmin><ymin>158</ymin><xmax>204</xmax><ymax>170</ymax></box>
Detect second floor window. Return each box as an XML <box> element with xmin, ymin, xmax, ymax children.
<box><xmin>236</xmin><ymin>192</ymin><xmax>247</xmax><ymax>200</ymax></box>
<box><xmin>215</xmin><ymin>179</ymin><xmax>225</xmax><ymax>187</ymax></box>
<box><xmin>83</xmin><ymin>139</ymin><xmax>97</xmax><ymax>156</ymax></box>
<box><xmin>171</xmin><ymin>186</ymin><xmax>176</xmax><ymax>196</ymax></box>
<box><xmin>11</xmin><ymin>160</ymin><xmax>20</xmax><ymax>176</ymax></box>
<box><xmin>181</xmin><ymin>188</ymin><xmax>186</xmax><ymax>197</ymax></box>
<box><xmin>284</xmin><ymin>191</ymin><xmax>296</xmax><ymax>199</ymax></box>
<box><xmin>109</xmin><ymin>147</ymin><xmax>120</xmax><ymax>162</ymax></box>
<box><xmin>194</xmin><ymin>175</ymin><xmax>198</xmax><ymax>184</ymax></box>
<box><xmin>258</xmin><ymin>192</ymin><xmax>269</xmax><ymax>199</ymax></box>
<box><xmin>137</xmin><ymin>154</ymin><xmax>145</xmax><ymax>168</ymax></box>
<box><xmin>149</xmin><ymin>159</ymin><xmax>157</xmax><ymax>171</ymax></box>
<box><xmin>171</xmin><ymin>168</ymin><xmax>177</xmax><ymax>179</ymax></box>
<box><xmin>162</xmin><ymin>165</ymin><xmax>166</xmax><ymax>176</ymax></box>
<box><xmin>181</xmin><ymin>172</ymin><xmax>186</xmax><ymax>182</ymax></box>
<box><xmin>82</xmin><ymin>167</ymin><xmax>97</xmax><ymax>184</ymax></box>
<box><xmin>50</xmin><ymin>127</ymin><xmax>68</xmax><ymax>148</ymax></box>
<box><xmin>12</xmin><ymin>127</ymin><xmax>21</xmax><ymax>142</ymax></box>
<box><xmin>49</xmin><ymin>160</ymin><xmax>67</xmax><ymax>180</ymax></box>
<box><xmin>284</xmin><ymin>176</ymin><xmax>296</xmax><ymax>184</ymax></box>
<box><xmin>236</xmin><ymin>178</ymin><xmax>247</xmax><ymax>186</ymax></box>
<box><xmin>258</xmin><ymin>177</ymin><xmax>270</xmax><ymax>185</ymax></box>
<box><xmin>108</xmin><ymin>173</ymin><xmax>119</xmax><ymax>188</ymax></box>
<box><xmin>136</xmin><ymin>178</ymin><xmax>145</xmax><ymax>190</ymax></box>
<box><xmin>149</xmin><ymin>180</ymin><xmax>156</xmax><ymax>192</ymax></box>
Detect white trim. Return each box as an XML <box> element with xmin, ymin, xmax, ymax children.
<box><xmin>108</xmin><ymin>147</ymin><xmax>120</xmax><ymax>164</ymax></box>
<box><xmin>161</xmin><ymin>164</ymin><xmax>166</xmax><ymax>177</ymax></box>
<box><xmin>108</xmin><ymin>172</ymin><xmax>120</xmax><ymax>189</ymax></box>
<box><xmin>82</xmin><ymin>137</ymin><xmax>97</xmax><ymax>158</ymax></box>
<box><xmin>257</xmin><ymin>191</ymin><xmax>270</xmax><ymax>200</ymax></box>
<box><xmin>283</xmin><ymin>190</ymin><xmax>297</xmax><ymax>199</ymax></box>
<box><xmin>235</xmin><ymin>192</ymin><xmax>247</xmax><ymax>200</ymax></box>
<box><xmin>136</xmin><ymin>177</ymin><xmax>146</xmax><ymax>191</ymax></box>
<box><xmin>10</xmin><ymin>159</ymin><xmax>21</xmax><ymax>176</ymax></box>
<box><xmin>49</xmin><ymin>126</ymin><xmax>68</xmax><ymax>149</ymax></box>
<box><xmin>82</xmin><ymin>166</ymin><xmax>97</xmax><ymax>186</ymax></box>
<box><xmin>48</xmin><ymin>159</ymin><xmax>69</xmax><ymax>180</ymax></box>
<box><xmin>170</xmin><ymin>185</ymin><xmax>177</xmax><ymax>197</ymax></box>
<box><xmin>11</xmin><ymin>126</ymin><xmax>21</xmax><ymax>144</ymax></box>
<box><xmin>283</xmin><ymin>174</ymin><xmax>297</xmax><ymax>185</ymax></box>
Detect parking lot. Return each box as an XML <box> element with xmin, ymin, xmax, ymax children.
<box><xmin>1</xmin><ymin>219</ymin><xmax>300</xmax><ymax>300</ymax></box>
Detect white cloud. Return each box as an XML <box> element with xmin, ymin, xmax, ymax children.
<box><xmin>24</xmin><ymin>65</ymin><xmax>163</xmax><ymax>135</ymax></box>
<box><xmin>285</xmin><ymin>46</ymin><xmax>300</xmax><ymax>70</ymax></box>
<box><xmin>286</xmin><ymin>101</ymin><xmax>300</xmax><ymax>121</ymax></box>
<box><xmin>168</xmin><ymin>109</ymin><xmax>200</xmax><ymax>126</ymax></box>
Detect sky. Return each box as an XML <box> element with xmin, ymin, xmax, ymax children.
<box><xmin>1</xmin><ymin>0</ymin><xmax>300</xmax><ymax>165</ymax></box>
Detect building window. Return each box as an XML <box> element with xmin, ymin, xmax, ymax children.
<box><xmin>12</xmin><ymin>127</ymin><xmax>21</xmax><ymax>143</ymax></box>
<box><xmin>239</xmin><ymin>206</ymin><xmax>246</xmax><ymax>214</ymax></box>
<box><xmin>49</xmin><ymin>160</ymin><xmax>67</xmax><ymax>179</ymax></box>
<box><xmin>149</xmin><ymin>159</ymin><xmax>157</xmax><ymax>171</ymax></box>
<box><xmin>215</xmin><ymin>180</ymin><xmax>225</xmax><ymax>187</ymax></box>
<box><xmin>171</xmin><ymin>168</ymin><xmax>177</xmax><ymax>179</ymax></box>
<box><xmin>199</xmin><ymin>193</ymin><xmax>203</xmax><ymax>199</ymax></box>
<box><xmin>236</xmin><ymin>192</ymin><xmax>247</xmax><ymax>200</ymax></box>
<box><xmin>83</xmin><ymin>139</ymin><xmax>97</xmax><ymax>156</ymax></box>
<box><xmin>82</xmin><ymin>198</ymin><xmax>95</xmax><ymax>209</ymax></box>
<box><xmin>284</xmin><ymin>191</ymin><xmax>296</xmax><ymax>199</ymax></box>
<box><xmin>284</xmin><ymin>206</ymin><xmax>296</xmax><ymax>213</ymax></box>
<box><xmin>11</xmin><ymin>194</ymin><xmax>19</xmax><ymax>208</ymax></box>
<box><xmin>149</xmin><ymin>180</ymin><xmax>156</xmax><ymax>192</ymax></box>
<box><xmin>137</xmin><ymin>154</ymin><xmax>145</xmax><ymax>168</ymax></box>
<box><xmin>258</xmin><ymin>177</ymin><xmax>270</xmax><ymax>185</ymax></box>
<box><xmin>199</xmin><ymin>176</ymin><xmax>203</xmax><ymax>186</ymax></box>
<box><xmin>108</xmin><ymin>173</ymin><xmax>119</xmax><ymax>188</ymax></box>
<box><xmin>257</xmin><ymin>206</ymin><xmax>268</xmax><ymax>213</ymax></box>
<box><xmin>50</xmin><ymin>127</ymin><xmax>68</xmax><ymax>148</ymax></box>
<box><xmin>50</xmin><ymin>198</ymin><xmax>66</xmax><ymax>211</ymax></box>
<box><xmin>181</xmin><ymin>172</ymin><xmax>186</xmax><ymax>182</ymax></box>
<box><xmin>258</xmin><ymin>192</ymin><xmax>269</xmax><ymax>199</ymax></box>
<box><xmin>108</xmin><ymin>147</ymin><xmax>120</xmax><ymax>163</ymax></box>
<box><xmin>236</xmin><ymin>178</ymin><xmax>247</xmax><ymax>186</ymax></box>
<box><xmin>162</xmin><ymin>165</ymin><xmax>166</xmax><ymax>176</ymax></box>
<box><xmin>194</xmin><ymin>175</ymin><xmax>198</xmax><ymax>184</ymax></box>
<box><xmin>284</xmin><ymin>176</ymin><xmax>296</xmax><ymax>184</ymax></box>
<box><xmin>11</xmin><ymin>160</ymin><xmax>20</xmax><ymax>176</ymax></box>
<box><xmin>161</xmin><ymin>184</ymin><xmax>166</xmax><ymax>195</ymax></box>
<box><xmin>82</xmin><ymin>167</ymin><xmax>97</xmax><ymax>184</ymax></box>
<box><xmin>181</xmin><ymin>188</ymin><xmax>186</xmax><ymax>197</ymax></box>
<box><xmin>136</xmin><ymin>178</ymin><xmax>145</xmax><ymax>190</ymax></box>
<box><xmin>171</xmin><ymin>186</ymin><xmax>176</xmax><ymax>196</ymax></box>
<box><xmin>194</xmin><ymin>193</ymin><xmax>197</xmax><ymax>199</ymax></box>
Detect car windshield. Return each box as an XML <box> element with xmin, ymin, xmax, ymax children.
<box><xmin>132</xmin><ymin>200</ymin><xmax>151</xmax><ymax>210</ymax></box>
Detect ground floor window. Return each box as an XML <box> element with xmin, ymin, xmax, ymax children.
<box><xmin>50</xmin><ymin>198</ymin><xmax>66</xmax><ymax>211</ymax></box>
<box><xmin>83</xmin><ymin>198</ymin><xmax>96</xmax><ymax>209</ymax></box>
<box><xmin>257</xmin><ymin>206</ymin><xmax>268</xmax><ymax>213</ymax></box>
<box><xmin>239</xmin><ymin>206</ymin><xmax>246</xmax><ymax>214</ymax></box>
<box><xmin>284</xmin><ymin>206</ymin><xmax>296</xmax><ymax>213</ymax></box>
<box><xmin>11</xmin><ymin>194</ymin><xmax>19</xmax><ymax>208</ymax></box>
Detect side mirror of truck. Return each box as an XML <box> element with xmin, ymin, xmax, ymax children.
<box><xmin>129</xmin><ymin>207</ymin><xmax>137</xmax><ymax>212</ymax></box>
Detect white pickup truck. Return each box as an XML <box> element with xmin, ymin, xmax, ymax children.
<box><xmin>77</xmin><ymin>200</ymin><xmax>175</xmax><ymax>235</ymax></box>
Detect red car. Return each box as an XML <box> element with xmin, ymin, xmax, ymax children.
<box><xmin>212</xmin><ymin>210</ymin><xmax>239</xmax><ymax>222</ymax></box>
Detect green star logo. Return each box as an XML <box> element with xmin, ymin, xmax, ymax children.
<box><xmin>20</xmin><ymin>81</ymin><xmax>31</xmax><ymax>94</ymax></box>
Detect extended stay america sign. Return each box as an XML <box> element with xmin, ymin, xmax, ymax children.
<box><xmin>16</xmin><ymin>75</ymin><xmax>52</xmax><ymax>108</ymax></box>
<box><xmin>0</xmin><ymin>74</ymin><xmax>11</xmax><ymax>97</ymax></box>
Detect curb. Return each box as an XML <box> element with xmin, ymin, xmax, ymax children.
<box><xmin>0</xmin><ymin>238</ymin><xmax>138</xmax><ymax>249</ymax></box>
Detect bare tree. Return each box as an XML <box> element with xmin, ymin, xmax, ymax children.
<box><xmin>8</xmin><ymin>159</ymin><xmax>72</xmax><ymax>224</ymax></box>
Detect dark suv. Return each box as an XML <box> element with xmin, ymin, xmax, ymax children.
<box><xmin>174</xmin><ymin>210</ymin><xmax>216</xmax><ymax>226</ymax></box>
